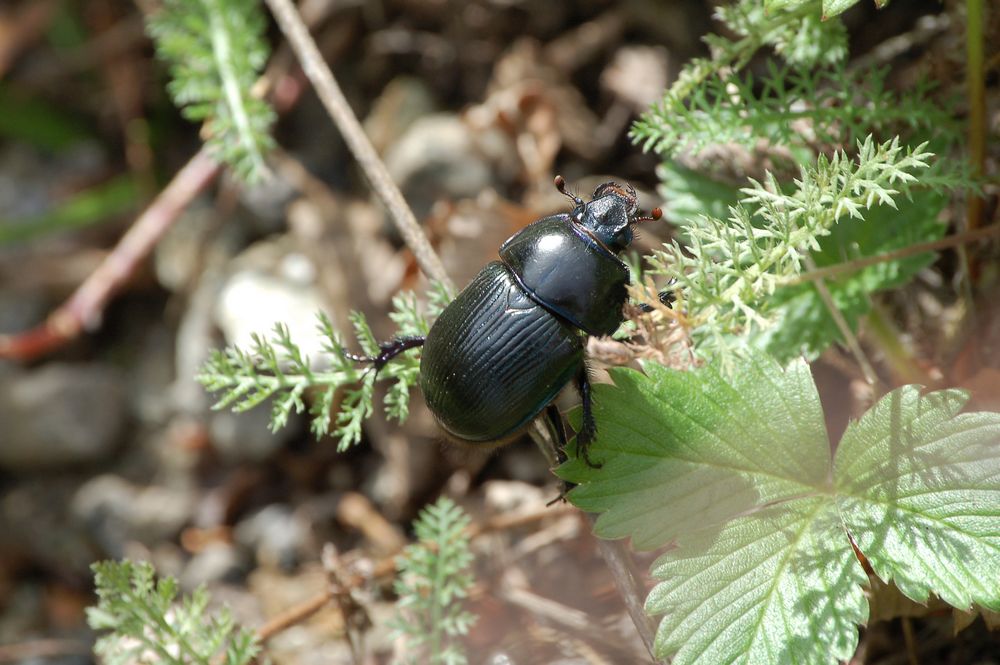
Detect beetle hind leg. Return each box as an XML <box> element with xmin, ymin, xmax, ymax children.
<box><xmin>343</xmin><ymin>336</ymin><xmax>425</xmax><ymax>373</ymax></box>
<box><xmin>575</xmin><ymin>367</ymin><xmax>603</xmax><ymax>469</ymax></box>
<box><xmin>639</xmin><ymin>288</ymin><xmax>675</xmax><ymax>313</ymax></box>
<box><xmin>544</xmin><ymin>404</ymin><xmax>573</xmax><ymax>505</ymax></box>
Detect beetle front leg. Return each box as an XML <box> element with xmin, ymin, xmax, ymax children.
<box><xmin>639</xmin><ymin>288</ymin><xmax>675</xmax><ymax>313</ymax></box>
<box><xmin>343</xmin><ymin>336</ymin><xmax>426</xmax><ymax>373</ymax></box>
<box><xmin>575</xmin><ymin>366</ymin><xmax>602</xmax><ymax>469</ymax></box>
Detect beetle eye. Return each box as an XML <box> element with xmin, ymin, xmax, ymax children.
<box><xmin>571</xmin><ymin>206</ymin><xmax>585</xmax><ymax>223</ymax></box>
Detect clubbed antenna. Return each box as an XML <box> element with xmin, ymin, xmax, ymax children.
<box><xmin>554</xmin><ymin>175</ymin><xmax>585</xmax><ymax>206</ymax></box>
<box><xmin>638</xmin><ymin>207</ymin><xmax>663</xmax><ymax>223</ymax></box>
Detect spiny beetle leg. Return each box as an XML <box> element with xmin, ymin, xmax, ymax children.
<box><xmin>343</xmin><ymin>336</ymin><xmax>426</xmax><ymax>373</ymax></box>
<box><xmin>639</xmin><ymin>288</ymin><xmax>675</xmax><ymax>313</ymax></box>
<box><xmin>546</xmin><ymin>403</ymin><xmax>569</xmax><ymax>466</ymax></box>
<box><xmin>545</xmin><ymin>404</ymin><xmax>573</xmax><ymax>505</ymax></box>
<box><xmin>575</xmin><ymin>367</ymin><xmax>602</xmax><ymax>469</ymax></box>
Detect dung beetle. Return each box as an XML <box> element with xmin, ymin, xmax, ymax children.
<box><xmin>350</xmin><ymin>176</ymin><xmax>664</xmax><ymax>466</ymax></box>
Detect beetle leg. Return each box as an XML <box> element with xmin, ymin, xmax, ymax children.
<box><xmin>639</xmin><ymin>288</ymin><xmax>675</xmax><ymax>313</ymax></box>
<box><xmin>545</xmin><ymin>403</ymin><xmax>569</xmax><ymax>465</ymax></box>
<box><xmin>575</xmin><ymin>367</ymin><xmax>602</xmax><ymax>469</ymax></box>
<box><xmin>343</xmin><ymin>336</ymin><xmax>425</xmax><ymax>373</ymax></box>
<box><xmin>544</xmin><ymin>404</ymin><xmax>574</xmax><ymax>505</ymax></box>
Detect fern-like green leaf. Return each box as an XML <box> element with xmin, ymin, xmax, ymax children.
<box><xmin>646</xmin><ymin>136</ymin><xmax>934</xmax><ymax>359</ymax></box>
<box><xmin>87</xmin><ymin>560</ymin><xmax>259</xmax><ymax>665</ymax></box>
<box><xmin>199</xmin><ymin>287</ymin><xmax>447</xmax><ymax>450</ymax></box>
<box><xmin>147</xmin><ymin>0</ymin><xmax>275</xmax><ymax>182</ymax></box>
<box><xmin>633</xmin><ymin>63</ymin><xmax>954</xmax><ymax>160</ymax></box>
<box><xmin>752</xmin><ymin>188</ymin><xmax>947</xmax><ymax>361</ymax></box>
<box><xmin>389</xmin><ymin>497</ymin><xmax>477</xmax><ymax>665</ymax></box>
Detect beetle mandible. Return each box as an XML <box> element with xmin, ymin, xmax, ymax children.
<box><xmin>350</xmin><ymin>176</ymin><xmax>664</xmax><ymax>466</ymax></box>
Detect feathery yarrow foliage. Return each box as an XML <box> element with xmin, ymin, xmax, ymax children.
<box><xmin>198</xmin><ymin>286</ymin><xmax>449</xmax><ymax>450</ymax></box>
<box><xmin>147</xmin><ymin>0</ymin><xmax>276</xmax><ymax>182</ymax></box>
<box><xmin>765</xmin><ymin>0</ymin><xmax>886</xmax><ymax>21</ymax></box>
<box><xmin>633</xmin><ymin>0</ymin><xmax>846</xmax><ymax>143</ymax></box>
<box><xmin>631</xmin><ymin>0</ymin><xmax>969</xmax><ymax>362</ymax></box>
<box><xmin>713</xmin><ymin>0</ymin><xmax>848</xmax><ymax>67</ymax></box>
<box><xmin>390</xmin><ymin>497</ymin><xmax>477</xmax><ymax>665</ymax></box>
<box><xmin>633</xmin><ymin>62</ymin><xmax>954</xmax><ymax>160</ymax></box>
<box><xmin>647</xmin><ymin>136</ymin><xmax>932</xmax><ymax>355</ymax></box>
<box><xmin>87</xmin><ymin>560</ymin><xmax>258</xmax><ymax>665</ymax></box>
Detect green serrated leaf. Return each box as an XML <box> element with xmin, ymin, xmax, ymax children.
<box><xmin>564</xmin><ymin>352</ymin><xmax>1000</xmax><ymax>663</ymax></box>
<box><xmin>561</xmin><ymin>355</ymin><xmax>830</xmax><ymax>549</ymax></box>
<box><xmin>836</xmin><ymin>386</ymin><xmax>1000</xmax><ymax>612</ymax></box>
<box><xmin>647</xmin><ymin>498</ymin><xmax>867</xmax><ymax>664</ymax></box>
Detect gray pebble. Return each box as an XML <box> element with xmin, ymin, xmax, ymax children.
<box><xmin>0</xmin><ymin>364</ymin><xmax>126</xmax><ymax>470</ymax></box>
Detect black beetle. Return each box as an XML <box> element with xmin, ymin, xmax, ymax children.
<box><xmin>350</xmin><ymin>176</ymin><xmax>664</xmax><ymax>466</ymax></box>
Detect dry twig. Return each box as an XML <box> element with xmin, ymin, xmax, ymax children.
<box><xmin>263</xmin><ymin>0</ymin><xmax>453</xmax><ymax>291</ymax></box>
<box><xmin>252</xmin><ymin>503</ymin><xmax>577</xmax><ymax>645</ymax></box>
<box><xmin>0</xmin><ymin>149</ymin><xmax>221</xmax><ymax>360</ymax></box>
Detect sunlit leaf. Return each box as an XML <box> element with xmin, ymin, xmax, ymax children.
<box><xmin>562</xmin><ymin>353</ymin><xmax>1000</xmax><ymax>663</ymax></box>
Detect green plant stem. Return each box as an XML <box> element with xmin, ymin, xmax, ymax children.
<box><xmin>804</xmin><ymin>256</ymin><xmax>880</xmax><ymax>389</ymax></box>
<box><xmin>966</xmin><ymin>0</ymin><xmax>986</xmax><ymax>232</ymax></box>
<box><xmin>429</xmin><ymin>543</ymin><xmax>445</xmax><ymax>662</ymax></box>
<box><xmin>785</xmin><ymin>222</ymin><xmax>1000</xmax><ymax>286</ymax></box>
<box><xmin>865</xmin><ymin>304</ymin><xmax>935</xmax><ymax>386</ymax></box>
<box><xmin>206</xmin><ymin>0</ymin><xmax>267</xmax><ymax>178</ymax></box>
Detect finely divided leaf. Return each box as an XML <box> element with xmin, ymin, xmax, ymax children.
<box><xmin>148</xmin><ymin>0</ymin><xmax>275</xmax><ymax>182</ymax></box>
<box><xmin>754</xmin><ymin>189</ymin><xmax>947</xmax><ymax>361</ymax></box>
<box><xmin>835</xmin><ymin>386</ymin><xmax>1000</xmax><ymax>612</ymax></box>
<box><xmin>565</xmin><ymin>353</ymin><xmax>1000</xmax><ymax>663</ymax></box>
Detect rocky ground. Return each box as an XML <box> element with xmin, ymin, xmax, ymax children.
<box><xmin>0</xmin><ymin>1</ymin><xmax>997</xmax><ymax>663</ymax></box>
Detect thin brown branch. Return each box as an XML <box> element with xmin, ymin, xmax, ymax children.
<box><xmin>253</xmin><ymin>502</ymin><xmax>576</xmax><ymax>644</ymax></box>
<box><xmin>263</xmin><ymin>0</ymin><xmax>454</xmax><ymax>291</ymax></box>
<box><xmin>0</xmin><ymin>148</ymin><xmax>221</xmax><ymax>361</ymax></box>
<box><xmin>784</xmin><ymin>223</ymin><xmax>1000</xmax><ymax>287</ymax></box>
<box><xmin>0</xmin><ymin>1</ymin><xmax>337</xmax><ymax>363</ymax></box>
<box><xmin>591</xmin><ymin>526</ymin><xmax>663</xmax><ymax>663</ymax></box>
<box><xmin>256</xmin><ymin>587</ymin><xmax>337</xmax><ymax>642</ymax></box>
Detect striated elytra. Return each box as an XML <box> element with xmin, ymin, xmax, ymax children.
<box><xmin>351</xmin><ymin>176</ymin><xmax>663</xmax><ymax>466</ymax></box>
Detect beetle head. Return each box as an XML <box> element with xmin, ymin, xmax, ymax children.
<box><xmin>555</xmin><ymin>176</ymin><xmax>660</xmax><ymax>252</ymax></box>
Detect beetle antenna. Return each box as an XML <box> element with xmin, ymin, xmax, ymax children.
<box><xmin>636</xmin><ymin>207</ymin><xmax>663</xmax><ymax>223</ymax></box>
<box><xmin>554</xmin><ymin>175</ymin><xmax>584</xmax><ymax>206</ymax></box>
